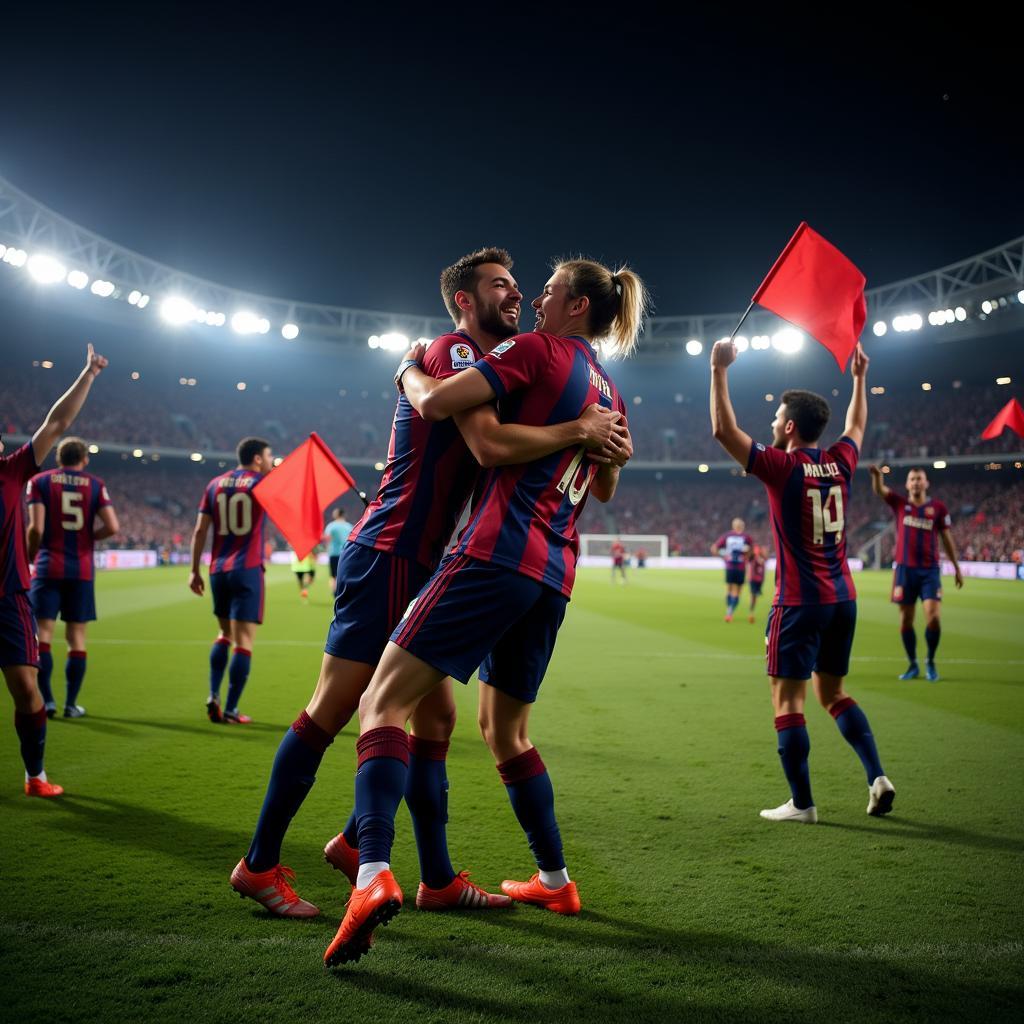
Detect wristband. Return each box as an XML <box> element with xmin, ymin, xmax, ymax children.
<box><xmin>394</xmin><ymin>359</ymin><xmax>419</xmax><ymax>393</ymax></box>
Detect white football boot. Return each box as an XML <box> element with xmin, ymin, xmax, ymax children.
<box><xmin>759</xmin><ymin>799</ymin><xmax>818</xmax><ymax>824</ymax></box>
<box><xmin>867</xmin><ymin>776</ymin><xmax>896</xmax><ymax>816</ymax></box>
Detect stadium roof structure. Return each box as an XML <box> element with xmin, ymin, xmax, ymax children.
<box><xmin>2</xmin><ymin>172</ymin><xmax>1023</xmax><ymax>352</ymax></box>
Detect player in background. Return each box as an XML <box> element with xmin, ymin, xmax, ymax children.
<box><xmin>869</xmin><ymin>466</ymin><xmax>964</xmax><ymax>681</ymax></box>
<box><xmin>712</xmin><ymin>519</ymin><xmax>753</xmax><ymax>622</ymax></box>
<box><xmin>324</xmin><ymin>507</ymin><xmax>352</xmax><ymax>592</ymax></box>
<box><xmin>0</xmin><ymin>343</ymin><xmax>107</xmax><ymax>796</ymax></box>
<box><xmin>189</xmin><ymin>437</ymin><xmax>273</xmax><ymax>725</ymax></box>
<box><xmin>747</xmin><ymin>544</ymin><xmax>767</xmax><ymax>623</ymax></box>
<box><xmin>290</xmin><ymin>547</ymin><xmax>316</xmax><ymax>602</ymax></box>
<box><xmin>231</xmin><ymin>248</ymin><xmax>626</xmax><ymax>922</ymax></box>
<box><xmin>26</xmin><ymin>437</ymin><xmax>119</xmax><ymax>718</ymax></box>
<box><xmin>610</xmin><ymin>537</ymin><xmax>627</xmax><ymax>584</ymax></box>
<box><xmin>323</xmin><ymin>257</ymin><xmax>641</xmax><ymax>966</ymax></box>
<box><xmin>711</xmin><ymin>339</ymin><xmax>895</xmax><ymax>824</ymax></box>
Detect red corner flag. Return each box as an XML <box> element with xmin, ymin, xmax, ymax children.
<box><xmin>252</xmin><ymin>433</ymin><xmax>357</xmax><ymax>559</ymax></box>
<box><xmin>753</xmin><ymin>222</ymin><xmax>867</xmax><ymax>372</ymax></box>
<box><xmin>981</xmin><ymin>398</ymin><xmax>1024</xmax><ymax>440</ymax></box>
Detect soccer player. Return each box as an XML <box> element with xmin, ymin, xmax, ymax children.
<box><xmin>189</xmin><ymin>437</ymin><xmax>273</xmax><ymax>724</ymax></box>
<box><xmin>610</xmin><ymin>537</ymin><xmax>627</xmax><ymax>584</ymax></box>
<box><xmin>1</xmin><ymin>343</ymin><xmax>107</xmax><ymax>796</ymax></box>
<box><xmin>747</xmin><ymin>544</ymin><xmax>767</xmax><ymax>623</ymax></box>
<box><xmin>712</xmin><ymin>518</ymin><xmax>753</xmax><ymax>622</ymax></box>
<box><xmin>290</xmin><ymin>547</ymin><xmax>316</xmax><ymax>602</ymax></box>
<box><xmin>869</xmin><ymin>465</ymin><xmax>964</xmax><ymax>681</ymax></box>
<box><xmin>324</xmin><ymin>507</ymin><xmax>352</xmax><ymax>592</ymax></box>
<box><xmin>710</xmin><ymin>339</ymin><xmax>895</xmax><ymax>825</ymax></box>
<box><xmin>26</xmin><ymin>437</ymin><xmax>119</xmax><ymax>718</ymax></box>
<box><xmin>230</xmin><ymin>248</ymin><xmax>626</xmax><ymax>921</ymax></box>
<box><xmin>323</xmin><ymin>257</ymin><xmax>642</xmax><ymax>966</ymax></box>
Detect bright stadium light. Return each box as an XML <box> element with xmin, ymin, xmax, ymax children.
<box><xmin>981</xmin><ymin>300</ymin><xmax>993</xmax><ymax>314</ymax></box>
<box><xmin>91</xmin><ymin>279</ymin><xmax>115</xmax><ymax>297</ymax></box>
<box><xmin>27</xmin><ymin>253</ymin><xmax>67</xmax><ymax>284</ymax></box>
<box><xmin>136</xmin><ymin>293</ymin><xmax>150</xmax><ymax>308</ymax></box>
<box><xmin>1018</xmin><ymin>290</ymin><xmax>1024</xmax><ymax>304</ymax></box>
<box><xmin>231</xmin><ymin>311</ymin><xmax>264</xmax><ymax>335</ymax></box>
<box><xmin>734</xmin><ymin>335</ymin><xmax>749</xmax><ymax>353</ymax></box>
<box><xmin>921</xmin><ymin>382</ymin><xmax>932</xmax><ymax>391</ymax></box>
<box><xmin>697</xmin><ymin>464</ymin><xmax>709</xmax><ymax>473</ymax></box>
<box><xmin>236</xmin><ymin>382</ymin><xmax>247</xmax><ymax>391</ymax></box>
<box><xmin>954</xmin><ymin>306</ymin><xmax>966</xmax><ymax>321</ymax></box>
<box><xmin>281</xmin><ymin>323</ymin><xmax>299</xmax><ymax>340</ymax></box>
<box><xmin>933</xmin><ymin>460</ymin><xmax>947</xmax><ymax>469</ymax></box>
<box><xmin>378</xmin><ymin>332</ymin><xmax>409</xmax><ymax>352</ymax></box>
<box><xmin>132</xmin><ymin>449</ymin><xmax>143</xmax><ymax>458</ymax></box>
<box><xmin>685</xmin><ymin>339</ymin><xmax>702</xmax><ymax>356</ymax></box>
<box><xmin>128</xmin><ymin>289</ymin><xmax>142</xmax><ymax>305</ymax></box>
<box><xmin>3</xmin><ymin>246</ymin><xmax>28</xmax><ymax>267</ymax></box>
<box><xmin>771</xmin><ymin>328</ymin><xmax>803</xmax><ymax>354</ymax></box>
<box><xmin>872</xmin><ymin>321</ymin><xmax>887</xmax><ymax>336</ymax></box>
<box><xmin>257</xmin><ymin>317</ymin><xmax>270</xmax><ymax>334</ymax></box>
<box><xmin>368</xmin><ymin>335</ymin><xmax>380</xmax><ymax>349</ymax></box>
<box><xmin>374</xmin><ymin>461</ymin><xmax>386</xmax><ymax>471</ymax></box>
<box><xmin>190</xmin><ymin>452</ymin><xmax>203</xmax><ymax>462</ymax></box>
<box><xmin>996</xmin><ymin>376</ymin><xmax>1011</xmax><ymax>385</ymax></box>
<box><xmin>161</xmin><ymin>296</ymin><xmax>197</xmax><ymax>324</ymax></box>
<box><xmin>751</xmin><ymin>335</ymin><xmax>770</xmax><ymax>350</ymax></box>
<box><xmin>88</xmin><ymin>444</ymin><xmax>99</xmax><ymax>454</ymax></box>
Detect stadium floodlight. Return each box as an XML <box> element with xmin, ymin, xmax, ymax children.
<box><xmin>1018</xmin><ymin>290</ymin><xmax>1024</xmax><ymax>304</ymax></box>
<box><xmin>128</xmin><ymin>289</ymin><xmax>142</xmax><ymax>305</ymax></box>
<box><xmin>90</xmin><ymin>279</ymin><xmax>115</xmax><ymax>297</ymax></box>
<box><xmin>368</xmin><ymin>335</ymin><xmax>380</xmax><ymax>349</ymax></box>
<box><xmin>734</xmin><ymin>335</ymin><xmax>749</xmax><ymax>353</ymax></box>
<box><xmin>0</xmin><ymin>243</ymin><xmax>5</xmax><ymax>259</ymax></box>
<box><xmin>927</xmin><ymin>311</ymin><xmax>940</xmax><ymax>326</ymax></box>
<box><xmin>66</xmin><ymin>269</ymin><xmax>88</xmax><ymax>289</ymax></box>
<box><xmin>685</xmin><ymin>339</ymin><xmax>702</xmax><ymax>356</ymax></box>
<box><xmin>87</xmin><ymin>444</ymin><xmax>99</xmax><ymax>454</ymax></box>
<box><xmin>236</xmin><ymin>382</ymin><xmax>247</xmax><ymax>391</ymax></box>
<box><xmin>751</xmin><ymin>335</ymin><xmax>771</xmax><ymax>350</ymax></box>
<box><xmin>132</xmin><ymin>449</ymin><xmax>143</xmax><ymax>458</ymax></box>
<box><xmin>40</xmin><ymin>360</ymin><xmax>54</xmax><ymax>369</ymax></box>
<box><xmin>944</xmin><ymin>309</ymin><xmax>955</xmax><ymax>324</ymax></box>
<box><xmin>697</xmin><ymin>463</ymin><xmax>709</xmax><ymax>473</ymax></box>
<box><xmin>416</xmin><ymin>337</ymin><xmax>432</xmax><ymax>347</ymax></box>
<box><xmin>257</xmin><ymin>317</ymin><xmax>270</xmax><ymax>334</ymax></box>
<box><xmin>161</xmin><ymin>295</ymin><xmax>198</xmax><ymax>325</ymax></box>
<box><xmin>378</xmin><ymin>332</ymin><xmax>409</xmax><ymax>352</ymax></box>
<box><xmin>2</xmin><ymin>246</ymin><xmax>28</xmax><ymax>267</ymax></box>
<box><xmin>27</xmin><ymin>253</ymin><xmax>67</xmax><ymax>284</ymax></box>
<box><xmin>954</xmin><ymin>306</ymin><xmax>966</xmax><ymax>321</ymax></box>
<box><xmin>374</xmin><ymin>461</ymin><xmax>386</xmax><ymax>471</ymax></box>
<box><xmin>771</xmin><ymin>327</ymin><xmax>803</xmax><ymax>353</ymax></box>
<box><xmin>933</xmin><ymin>460</ymin><xmax>947</xmax><ymax>469</ymax></box>
<box><xmin>230</xmin><ymin>310</ymin><xmax>264</xmax><ymax>335</ymax></box>
<box><xmin>190</xmin><ymin>452</ymin><xmax>203</xmax><ymax>462</ymax></box>
<box><xmin>996</xmin><ymin>376</ymin><xmax>1011</xmax><ymax>385</ymax></box>
<box><xmin>981</xmin><ymin>300</ymin><xmax>992</xmax><ymax>314</ymax></box>
<box><xmin>921</xmin><ymin>382</ymin><xmax>932</xmax><ymax>391</ymax></box>
<box><xmin>136</xmin><ymin>294</ymin><xmax>150</xmax><ymax>308</ymax></box>
<box><xmin>872</xmin><ymin>321</ymin><xmax>887</xmax><ymax>336</ymax></box>
<box><xmin>281</xmin><ymin>323</ymin><xmax>299</xmax><ymax>340</ymax></box>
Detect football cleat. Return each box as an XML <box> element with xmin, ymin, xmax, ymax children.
<box><xmin>25</xmin><ymin>777</ymin><xmax>64</xmax><ymax>798</ymax></box>
<box><xmin>724</xmin><ymin>614</ymin><xmax>733</xmax><ymax>624</ymax></box>
<box><xmin>44</xmin><ymin>702</ymin><xmax>57</xmax><ymax>719</ymax></box>
<box><xmin>759</xmin><ymin>799</ymin><xmax>818</xmax><ymax>824</ymax></box>
<box><xmin>323</xmin><ymin>869</ymin><xmax>403</xmax><ymax>967</ymax></box>
<box><xmin>867</xmin><ymin>775</ymin><xmax>896</xmax><ymax>817</ymax></box>
<box><xmin>748</xmin><ymin>614</ymin><xmax>756</xmax><ymax>624</ymax></box>
<box><xmin>229</xmin><ymin>859</ymin><xmax>319</xmax><ymax>917</ymax></box>
<box><xmin>925</xmin><ymin>661</ymin><xmax>939</xmax><ymax>682</ymax></box>
<box><xmin>898</xmin><ymin>663</ymin><xmax>919</xmax><ymax>681</ymax></box>
<box><xmin>500</xmin><ymin>873</ymin><xmax>580</xmax><ymax>915</ymax></box>
<box><xmin>206</xmin><ymin>697</ymin><xmax>224</xmax><ymax>723</ymax></box>
<box><xmin>323</xmin><ymin>832</ymin><xmax>359</xmax><ymax>887</ymax></box>
<box><xmin>416</xmin><ymin>870</ymin><xmax>512</xmax><ymax>911</ymax></box>
<box><xmin>63</xmin><ymin>704</ymin><xmax>87</xmax><ymax>718</ymax></box>
<box><xmin>223</xmin><ymin>710</ymin><xmax>252</xmax><ymax>724</ymax></box>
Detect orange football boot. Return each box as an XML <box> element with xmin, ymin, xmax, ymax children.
<box><xmin>25</xmin><ymin>777</ymin><xmax>64</xmax><ymax>798</ymax></box>
<box><xmin>229</xmin><ymin>859</ymin><xmax>319</xmax><ymax>917</ymax></box>
<box><xmin>416</xmin><ymin>870</ymin><xmax>512</xmax><ymax>911</ymax></box>
<box><xmin>323</xmin><ymin>832</ymin><xmax>359</xmax><ymax>887</ymax></box>
<box><xmin>223</xmin><ymin>710</ymin><xmax>252</xmax><ymax>724</ymax></box>
<box><xmin>323</xmin><ymin>869</ymin><xmax>402</xmax><ymax>967</ymax></box>
<box><xmin>501</xmin><ymin>873</ymin><xmax>581</xmax><ymax>915</ymax></box>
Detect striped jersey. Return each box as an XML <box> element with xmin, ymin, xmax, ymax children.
<box><xmin>714</xmin><ymin>530</ymin><xmax>753</xmax><ymax>568</ymax></box>
<box><xmin>199</xmin><ymin>468</ymin><xmax>267</xmax><ymax>574</ymax></box>
<box><xmin>454</xmin><ymin>332</ymin><xmax>627</xmax><ymax>598</ymax></box>
<box><xmin>749</xmin><ymin>549</ymin><xmax>767</xmax><ymax>583</ymax></box>
<box><xmin>0</xmin><ymin>444</ymin><xmax>39</xmax><ymax>598</ymax></box>
<box><xmin>746</xmin><ymin>436</ymin><xmax>859</xmax><ymax>606</ymax></box>
<box><xmin>348</xmin><ymin>332</ymin><xmax>485</xmax><ymax>570</ymax></box>
<box><xmin>884</xmin><ymin>492</ymin><xmax>951</xmax><ymax>569</ymax></box>
<box><xmin>27</xmin><ymin>468</ymin><xmax>113</xmax><ymax>580</ymax></box>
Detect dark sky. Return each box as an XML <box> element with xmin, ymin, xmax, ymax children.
<box><xmin>2</xmin><ymin>7</ymin><xmax>1021</xmax><ymax>318</ymax></box>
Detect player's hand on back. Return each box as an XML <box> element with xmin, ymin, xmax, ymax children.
<box><xmin>578</xmin><ymin>403</ymin><xmax>624</xmax><ymax>461</ymax></box>
<box><xmin>189</xmin><ymin>570</ymin><xmax>205</xmax><ymax>596</ymax></box>
<box><xmin>85</xmin><ymin>342</ymin><xmax>109</xmax><ymax>378</ymax></box>
<box><xmin>402</xmin><ymin>342</ymin><xmax>428</xmax><ymax>365</ymax></box>
<box><xmin>850</xmin><ymin>343</ymin><xmax>869</xmax><ymax>378</ymax></box>
<box><xmin>710</xmin><ymin>339</ymin><xmax>737</xmax><ymax>369</ymax></box>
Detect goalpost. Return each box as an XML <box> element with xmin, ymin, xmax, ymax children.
<box><xmin>579</xmin><ymin>533</ymin><xmax>669</xmax><ymax>567</ymax></box>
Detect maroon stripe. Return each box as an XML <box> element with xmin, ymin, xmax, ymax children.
<box><xmin>356</xmin><ymin>726</ymin><xmax>409</xmax><ymax>766</ymax></box>
<box><xmin>497</xmin><ymin>747</ymin><xmax>546</xmax><ymax>784</ymax></box>
<box><xmin>409</xmin><ymin>735</ymin><xmax>449</xmax><ymax>761</ymax></box>
<box><xmin>829</xmin><ymin>696</ymin><xmax>857</xmax><ymax>720</ymax></box>
<box><xmin>774</xmin><ymin>713</ymin><xmax>806</xmax><ymax>731</ymax></box>
<box><xmin>394</xmin><ymin>554</ymin><xmax>466</xmax><ymax>646</ymax></box>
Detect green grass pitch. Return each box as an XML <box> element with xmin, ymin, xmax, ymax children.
<box><xmin>1</xmin><ymin>566</ymin><xmax>1021</xmax><ymax>1023</ymax></box>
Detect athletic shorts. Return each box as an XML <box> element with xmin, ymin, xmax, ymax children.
<box><xmin>765</xmin><ymin>600</ymin><xmax>856</xmax><ymax>680</ymax></box>
<box><xmin>294</xmin><ymin>569</ymin><xmax>315</xmax><ymax>582</ymax></box>
<box><xmin>324</xmin><ymin>543</ymin><xmax>431</xmax><ymax>666</ymax></box>
<box><xmin>29</xmin><ymin>577</ymin><xmax>97</xmax><ymax>623</ymax></box>
<box><xmin>329</xmin><ymin>555</ymin><xmax>341</xmax><ymax>578</ymax></box>
<box><xmin>211</xmin><ymin>566</ymin><xmax>265</xmax><ymax>624</ymax></box>
<box><xmin>612</xmin><ymin>557</ymin><xmax>625</xmax><ymax>568</ymax></box>
<box><xmin>891</xmin><ymin>565</ymin><xmax>942</xmax><ymax>605</ymax></box>
<box><xmin>725</xmin><ymin>568</ymin><xmax>746</xmax><ymax>586</ymax></box>
<box><xmin>391</xmin><ymin>554</ymin><xmax>568</xmax><ymax>704</ymax></box>
<box><xmin>0</xmin><ymin>592</ymin><xmax>40</xmax><ymax>668</ymax></box>
<box><xmin>749</xmin><ymin>580</ymin><xmax>763</xmax><ymax>596</ymax></box>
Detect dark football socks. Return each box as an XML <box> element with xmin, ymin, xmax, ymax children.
<box><xmin>925</xmin><ymin>624</ymin><xmax>940</xmax><ymax>663</ymax></box>
<box><xmin>209</xmin><ymin>637</ymin><xmax>230</xmax><ymax>699</ymax></box>
<box><xmin>15</xmin><ymin>708</ymin><xmax>47</xmax><ymax>777</ymax></box>
<box><xmin>405</xmin><ymin>735</ymin><xmax>455</xmax><ymax>889</ymax></box>
<box><xmin>900</xmin><ymin>628</ymin><xmax>917</xmax><ymax>665</ymax></box>
<box><xmin>225</xmin><ymin>647</ymin><xmax>251</xmax><ymax>714</ymax></box>
<box><xmin>354</xmin><ymin>727</ymin><xmax>410</xmax><ymax>868</ymax></box>
<box><xmin>497</xmin><ymin>747</ymin><xmax>565</xmax><ymax>872</ymax></box>
<box><xmin>775</xmin><ymin>713</ymin><xmax>814</xmax><ymax>810</ymax></box>
<box><xmin>65</xmin><ymin>650</ymin><xmax>87</xmax><ymax>707</ymax></box>
<box><xmin>37</xmin><ymin>643</ymin><xmax>54</xmax><ymax>705</ymax></box>
<box><xmin>831</xmin><ymin>697</ymin><xmax>884</xmax><ymax>783</ymax></box>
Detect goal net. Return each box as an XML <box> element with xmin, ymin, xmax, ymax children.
<box><xmin>579</xmin><ymin>534</ymin><xmax>669</xmax><ymax>566</ymax></box>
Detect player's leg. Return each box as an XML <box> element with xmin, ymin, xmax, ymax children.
<box><xmin>207</xmin><ymin>571</ymin><xmax>233</xmax><ymax>720</ymax></box>
<box><xmin>34</xmin><ymin>616</ymin><xmax>57</xmax><ymax>714</ymax></box>
<box><xmin>894</xmin><ymin>567</ymin><xmax>920</xmax><ymax>679</ymax></box>
<box><xmin>224</xmin><ymin>617</ymin><xmax>258</xmax><ymax>722</ymax></box>
<box><xmin>63</xmin><ymin>619</ymin><xmax>88</xmax><ymax>717</ymax></box>
<box><xmin>923</xmin><ymin>588</ymin><xmax>942</xmax><ymax>681</ymax></box>
<box><xmin>748</xmin><ymin>582</ymin><xmax>759</xmax><ymax>623</ymax></box>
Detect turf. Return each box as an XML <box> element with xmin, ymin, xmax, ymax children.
<box><xmin>1</xmin><ymin>566</ymin><xmax>1021</xmax><ymax>1023</ymax></box>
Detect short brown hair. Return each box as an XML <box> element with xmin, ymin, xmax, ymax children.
<box><xmin>237</xmin><ymin>437</ymin><xmax>270</xmax><ymax>466</ymax></box>
<box><xmin>439</xmin><ymin>248</ymin><xmax>513</xmax><ymax>324</ymax></box>
<box><xmin>780</xmin><ymin>389</ymin><xmax>831</xmax><ymax>443</ymax></box>
<box><xmin>57</xmin><ymin>437</ymin><xmax>88</xmax><ymax>467</ymax></box>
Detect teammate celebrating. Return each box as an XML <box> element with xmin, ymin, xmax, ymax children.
<box><xmin>1</xmin><ymin>343</ymin><xmax>107</xmax><ymax>796</ymax></box>
<box><xmin>710</xmin><ymin>339</ymin><xmax>895</xmax><ymax>824</ymax></box>
<box><xmin>747</xmin><ymin>544</ymin><xmax>767</xmax><ymax>623</ymax></box>
<box><xmin>869</xmin><ymin>466</ymin><xmax>963</xmax><ymax>681</ymax></box>
<box><xmin>610</xmin><ymin>537</ymin><xmax>627</xmax><ymax>584</ymax></box>
<box><xmin>26</xmin><ymin>437</ymin><xmax>119</xmax><ymax>718</ymax></box>
<box><xmin>189</xmin><ymin>437</ymin><xmax>272</xmax><ymax>724</ymax></box>
<box><xmin>712</xmin><ymin>519</ymin><xmax>753</xmax><ymax>621</ymax></box>
<box><xmin>323</xmin><ymin>257</ymin><xmax>642</xmax><ymax>967</ymax></box>
<box><xmin>323</xmin><ymin>507</ymin><xmax>352</xmax><ymax>592</ymax></box>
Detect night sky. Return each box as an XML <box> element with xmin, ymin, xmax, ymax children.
<box><xmin>2</xmin><ymin>7</ymin><xmax>1020</xmax><ymax>319</ymax></box>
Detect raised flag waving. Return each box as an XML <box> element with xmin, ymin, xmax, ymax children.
<box><xmin>252</xmin><ymin>433</ymin><xmax>357</xmax><ymax>559</ymax></box>
<box><xmin>981</xmin><ymin>397</ymin><xmax>1024</xmax><ymax>441</ymax></box>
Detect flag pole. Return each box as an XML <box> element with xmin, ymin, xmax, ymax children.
<box><xmin>728</xmin><ymin>301</ymin><xmax>755</xmax><ymax>343</ymax></box>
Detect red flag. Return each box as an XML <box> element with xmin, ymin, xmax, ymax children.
<box><xmin>252</xmin><ymin>433</ymin><xmax>357</xmax><ymax>559</ymax></box>
<box><xmin>753</xmin><ymin>222</ymin><xmax>867</xmax><ymax>372</ymax></box>
<box><xmin>981</xmin><ymin>398</ymin><xmax>1024</xmax><ymax>440</ymax></box>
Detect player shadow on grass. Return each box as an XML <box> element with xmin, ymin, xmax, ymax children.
<box><xmin>818</xmin><ymin>818</ymin><xmax>1023</xmax><ymax>855</ymax></box>
<box><xmin>86</xmin><ymin>714</ymin><xmax>287</xmax><ymax>737</ymax></box>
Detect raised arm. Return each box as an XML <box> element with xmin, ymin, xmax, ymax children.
<box><xmin>868</xmin><ymin>465</ymin><xmax>891</xmax><ymax>501</ymax></box>
<box><xmin>709</xmin><ymin>340</ymin><xmax>754</xmax><ymax>466</ymax></box>
<box><xmin>939</xmin><ymin>528</ymin><xmax>964</xmax><ymax>589</ymax></box>
<box><xmin>189</xmin><ymin>512</ymin><xmax>212</xmax><ymax>596</ymax></box>
<box><xmin>842</xmin><ymin>344</ymin><xmax>869</xmax><ymax>449</ymax></box>
<box><xmin>32</xmin><ymin>344</ymin><xmax>108</xmax><ymax>466</ymax></box>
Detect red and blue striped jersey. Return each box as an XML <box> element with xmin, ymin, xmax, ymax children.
<box><xmin>348</xmin><ymin>332</ymin><xmax>486</xmax><ymax>570</ymax></box>
<box><xmin>27</xmin><ymin>468</ymin><xmax>113</xmax><ymax>581</ymax></box>
<box><xmin>746</xmin><ymin>436</ymin><xmax>859</xmax><ymax>606</ymax></box>
<box><xmin>884</xmin><ymin>492</ymin><xmax>951</xmax><ymax>569</ymax></box>
<box><xmin>454</xmin><ymin>332</ymin><xmax>627</xmax><ymax>598</ymax></box>
<box><xmin>199</xmin><ymin>469</ymin><xmax>267</xmax><ymax>574</ymax></box>
<box><xmin>0</xmin><ymin>444</ymin><xmax>39</xmax><ymax>598</ymax></box>
<box><xmin>714</xmin><ymin>530</ymin><xmax>753</xmax><ymax>568</ymax></box>
<box><xmin>749</xmin><ymin>550</ymin><xmax>767</xmax><ymax>583</ymax></box>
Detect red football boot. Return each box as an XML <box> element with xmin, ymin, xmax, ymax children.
<box><xmin>416</xmin><ymin>870</ymin><xmax>512</xmax><ymax>911</ymax></box>
<box><xmin>501</xmin><ymin>873</ymin><xmax>581</xmax><ymax>915</ymax></box>
<box><xmin>25</xmin><ymin>777</ymin><xmax>64</xmax><ymax>798</ymax></box>
<box><xmin>323</xmin><ymin>832</ymin><xmax>359</xmax><ymax>887</ymax></box>
<box><xmin>323</xmin><ymin>870</ymin><xmax>403</xmax><ymax>967</ymax></box>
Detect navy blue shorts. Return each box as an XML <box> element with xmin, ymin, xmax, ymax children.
<box><xmin>891</xmin><ymin>565</ymin><xmax>942</xmax><ymax>605</ymax></box>
<box><xmin>749</xmin><ymin>580</ymin><xmax>763</xmax><ymax>596</ymax></box>
<box><xmin>211</xmin><ymin>566</ymin><xmax>265</xmax><ymax>624</ymax></box>
<box><xmin>324</xmin><ymin>544</ymin><xmax>431</xmax><ymax>666</ymax></box>
<box><xmin>391</xmin><ymin>555</ymin><xmax>568</xmax><ymax>704</ymax></box>
<box><xmin>765</xmin><ymin>600</ymin><xmax>857</xmax><ymax>680</ymax></box>
<box><xmin>0</xmin><ymin>592</ymin><xmax>40</xmax><ymax>669</ymax></box>
<box><xmin>30</xmin><ymin>577</ymin><xmax>97</xmax><ymax>623</ymax></box>
<box><xmin>329</xmin><ymin>555</ymin><xmax>341</xmax><ymax>578</ymax></box>
<box><xmin>725</xmin><ymin>568</ymin><xmax>746</xmax><ymax>586</ymax></box>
